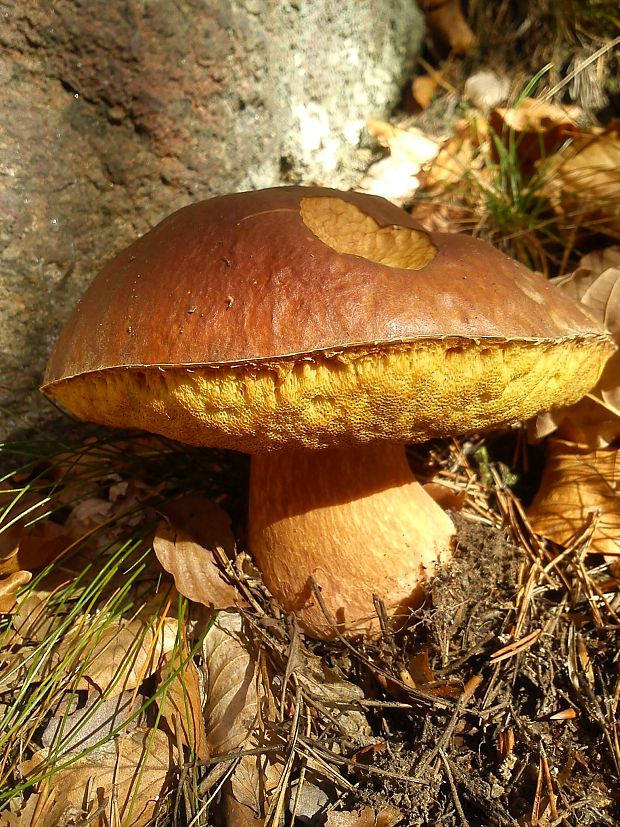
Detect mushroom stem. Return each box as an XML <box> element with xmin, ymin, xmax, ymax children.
<box><xmin>248</xmin><ymin>442</ymin><xmax>455</xmax><ymax>639</ymax></box>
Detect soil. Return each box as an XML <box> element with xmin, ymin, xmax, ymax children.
<box><xmin>323</xmin><ymin>516</ymin><xmax>620</xmax><ymax>826</ymax></box>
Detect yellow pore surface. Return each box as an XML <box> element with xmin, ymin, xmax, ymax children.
<box><xmin>299</xmin><ymin>197</ymin><xmax>438</xmax><ymax>270</ymax></box>
<box><xmin>47</xmin><ymin>338</ymin><xmax>611</xmax><ymax>453</ymax></box>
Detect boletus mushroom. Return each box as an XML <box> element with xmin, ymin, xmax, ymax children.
<box><xmin>42</xmin><ymin>187</ymin><xmax>614</xmax><ymax>638</ymax></box>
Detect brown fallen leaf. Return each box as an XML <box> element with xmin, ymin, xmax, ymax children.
<box><xmin>411</xmin><ymin>74</ymin><xmax>438</xmax><ymax>109</ymax></box>
<box><xmin>532</xmin><ymin>250</ymin><xmax>620</xmax><ymax>447</ymax></box>
<box><xmin>544</xmin><ymin>121</ymin><xmax>620</xmax><ymax>238</ymax></box>
<box><xmin>528</xmin><ymin>440</ymin><xmax>620</xmax><ymax>572</ymax></box>
<box><xmin>56</xmin><ymin>608</ymin><xmax>178</xmax><ymax>694</ymax></box>
<box><xmin>157</xmin><ymin>639</ymin><xmax>208</xmax><ymax>760</ymax></box>
<box><xmin>154</xmin><ymin>522</ymin><xmax>241</xmax><ymax>610</ymax></box>
<box><xmin>0</xmin><ymin>570</ymin><xmax>32</xmax><ymax>613</ymax></box>
<box><xmin>202</xmin><ymin>612</ymin><xmax>259</xmax><ymax>756</ymax></box>
<box><xmin>201</xmin><ymin>612</ymin><xmax>284</xmax><ymax>816</ymax></box>
<box><xmin>0</xmin><ymin>520</ymin><xmax>75</xmax><ymax>578</ymax></box>
<box><xmin>418</xmin><ymin>0</ymin><xmax>476</xmax><ymax>53</ymax></box>
<box><xmin>325</xmin><ymin>805</ymin><xmax>404</xmax><ymax>826</ymax></box>
<box><xmin>22</xmin><ymin>728</ymin><xmax>174</xmax><ymax>827</ymax></box>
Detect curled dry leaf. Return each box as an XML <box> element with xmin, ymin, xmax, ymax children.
<box><xmin>154</xmin><ymin>523</ymin><xmax>241</xmax><ymax>610</ymax></box>
<box><xmin>492</xmin><ymin>98</ymin><xmax>581</xmax><ymax>134</ymax></box>
<box><xmin>57</xmin><ymin>609</ymin><xmax>178</xmax><ymax>694</ymax></box>
<box><xmin>157</xmin><ymin>640</ymin><xmax>208</xmax><ymax>760</ymax></box>
<box><xmin>359</xmin><ymin>119</ymin><xmax>440</xmax><ymax>206</ymax></box>
<box><xmin>418</xmin><ymin>0</ymin><xmax>476</xmax><ymax>53</ymax></box>
<box><xmin>154</xmin><ymin>494</ymin><xmax>243</xmax><ymax>608</ymax></box>
<box><xmin>0</xmin><ymin>570</ymin><xmax>32</xmax><ymax>613</ymax></box>
<box><xmin>22</xmin><ymin>728</ymin><xmax>174</xmax><ymax>827</ymax></box>
<box><xmin>464</xmin><ymin>70</ymin><xmax>510</xmax><ymax>113</ymax></box>
<box><xmin>325</xmin><ymin>805</ymin><xmax>404</xmax><ymax>827</ymax></box>
<box><xmin>533</xmin><ymin>250</ymin><xmax>620</xmax><ymax>447</ymax></box>
<box><xmin>488</xmin><ymin>98</ymin><xmax>582</xmax><ymax>178</ymax></box>
<box><xmin>202</xmin><ymin>612</ymin><xmax>258</xmax><ymax>756</ymax></box>
<box><xmin>543</xmin><ymin>121</ymin><xmax>620</xmax><ymax>237</ymax></box>
<box><xmin>528</xmin><ymin>440</ymin><xmax>620</xmax><ymax>572</ymax></box>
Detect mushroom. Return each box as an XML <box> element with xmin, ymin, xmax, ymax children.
<box><xmin>42</xmin><ymin>187</ymin><xmax>614</xmax><ymax>638</ymax></box>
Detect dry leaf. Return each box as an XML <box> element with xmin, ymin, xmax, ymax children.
<box><xmin>418</xmin><ymin>0</ymin><xmax>476</xmax><ymax>53</ymax></box>
<box><xmin>222</xmin><ymin>781</ymin><xmax>266</xmax><ymax>827</ymax></box>
<box><xmin>42</xmin><ymin>690</ymin><xmax>140</xmax><ymax>754</ymax></box>
<box><xmin>202</xmin><ymin>612</ymin><xmax>258</xmax><ymax>756</ymax></box>
<box><xmin>533</xmin><ymin>251</ymin><xmax>620</xmax><ymax>447</ymax></box>
<box><xmin>325</xmin><ymin>805</ymin><xmax>404</xmax><ymax>826</ymax></box>
<box><xmin>489</xmin><ymin>98</ymin><xmax>581</xmax><ymax>176</ymax></box>
<box><xmin>157</xmin><ymin>642</ymin><xmax>208</xmax><ymax>759</ymax></box>
<box><xmin>544</xmin><ymin>122</ymin><xmax>620</xmax><ymax>237</ymax></box>
<box><xmin>229</xmin><ymin>753</ymin><xmax>283</xmax><ymax>814</ymax></box>
<box><xmin>360</xmin><ymin>119</ymin><xmax>440</xmax><ymax>205</ymax></box>
<box><xmin>493</xmin><ymin>98</ymin><xmax>581</xmax><ymax>134</ymax></box>
<box><xmin>57</xmin><ymin>610</ymin><xmax>178</xmax><ymax>694</ymax></box>
<box><xmin>23</xmin><ymin>728</ymin><xmax>173</xmax><ymax>827</ymax></box>
<box><xmin>0</xmin><ymin>521</ymin><xmax>75</xmax><ymax>578</ymax></box>
<box><xmin>154</xmin><ymin>523</ymin><xmax>241</xmax><ymax>609</ymax></box>
<box><xmin>464</xmin><ymin>70</ymin><xmax>510</xmax><ymax>112</ymax></box>
<box><xmin>294</xmin><ymin>657</ymin><xmax>370</xmax><ymax>739</ymax></box>
<box><xmin>528</xmin><ymin>440</ymin><xmax>620</xmax><ymax>570</ymax></box>
<box><xmin>0</xmin><ymin>570</ymin><xmax>32</xmax><ymax>613</ymax></box>
<box><xmin>411</xmin><ymin>74</ymin><xmax>438</xmax><ymax>109</ymax></box>
<box><xmin>0</xmin><ymin>484</ymin><xmax>73</xmax><ymax>576</ymax></box>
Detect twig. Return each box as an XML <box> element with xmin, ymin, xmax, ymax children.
<box><xmin>310</xmin><ymin>577</ymin><xmax>454</xmax><ymax>712</ymax></box>
<box><xmin>536</xmin><ymin>37</ymin><xmax>620</xmax><ymax>105</ymax></box>
<box><xmin>417</xmin><ymin>675</ymin><xmax>482</xmax><ymax>771</ymax></box>
<box><xmin>438</xmin><ymin>748</ymin><xmax>470</xmax><ymax>826</ymax></box>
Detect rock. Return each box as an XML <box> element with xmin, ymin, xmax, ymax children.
<box><xmin>0</xmin><ymin>1</ymin><xmax>423</xmax><ymax>439</ymax></box>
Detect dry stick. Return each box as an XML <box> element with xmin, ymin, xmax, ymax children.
<box><xmin>540</xmin><ymin>744</ymin><xmax>559</xmax><ymax>821</ymax></box>
<box><xmin>266</xmin><ymin>685</ymin><xmax>302</xmax><ymax>826</ymax></box>
<box><xmin>438</xmin><ymin>748</ymin><xmax>470</xmax><ymax>827</ymax></box>
<box><xmin>289</xmin><ymin>706</ymin><xmax>313</xmax><ymax>824</ymax></box>
<box><xmin>292</xmin><ymin>733</ymin><xmax>429</xmax><ymax>786</ymax></box>
<box><xmin>279</xmin><ymin>617</ymin><xmax>300</xmax><ymax>723</ymax></box>
<box><xmin>536</xmin><ymin>36</ymin><xmax>620</xmax><ymax>106</ymax></box>
<box><xmin>416</xmin><ymin>675</ymin><xmax>483</xmax><ymax>772</ymax></box>
<box><xmin>309</xmin><ymin>577</ymin><xmax>454</xmax><ymax>713</ymax></box>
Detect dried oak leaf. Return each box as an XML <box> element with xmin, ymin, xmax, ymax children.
<box><xmin>56</xmin><ymin>609</ymin><xmax>178</xmax><ymax>694</ymax></box>
<box><xmin>532</xmin><ymin>250</ymin><xmax>620</xmax><ymax>447</ymax></box>
<box><xmin>202</xmin><ymin>612</ymin><xmax>258</xmax><ymax>756</ymax></box>
<box><xmin>22</xmin><ymin>728</ymin><xmax>174</xmax><ymax>827</ymax></box>
<box><xmin>154</xmin><ymin>494</ymin><xmax>242</xmax><ymax>609</ymax></box>
<box><xmin>157</xmin><ymin>640</ymin><xmax>208</xmax><ymax>759</ymax></box>
<box><xmin>543</xmin><ymin>121</ymin><xmax>620</xmax><ymax>237</ymax></box>
<box><xmin>325</xmin><ymin>805</ymin><xmax>404</xmax><ymax>826</ymax></box>
<box><xmin>418</xmin><ymin>0</ymin><xmax>476</xmax><ymax>53</ymax></box>
<box><xmin>359</xmin><ymin>119</ymin><xmax>440</xmax><ymax>206</ymax></box>
<box><xmin>528</xmin><ymin>439</ymin><xmax>620</xmax><ymax>573</ymax></box>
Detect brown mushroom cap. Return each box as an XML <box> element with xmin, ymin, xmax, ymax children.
<box><xmin>42</xmin><ymin>186</ymin><xmax>614</xmax><ymax>452</ymax></box>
